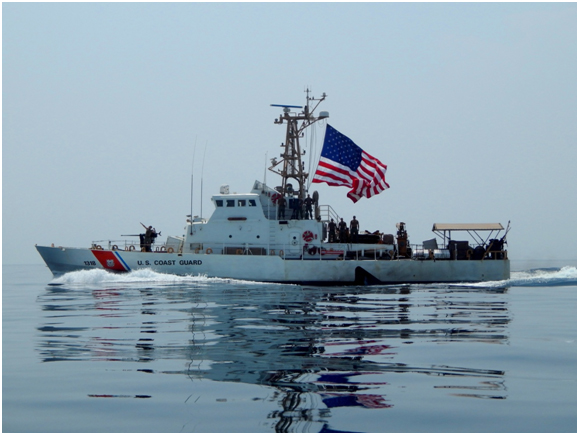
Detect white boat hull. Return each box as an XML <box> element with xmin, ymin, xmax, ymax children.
<box><xmin>36</xmin><ymin>245</ymin><xmax>510</xmax><ymax>285</ymax></box>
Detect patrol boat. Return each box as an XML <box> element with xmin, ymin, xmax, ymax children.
<box><xmin>36</xmin><ymin>92</ymin><xmax>510</xmax><ymax>284</ymax></box>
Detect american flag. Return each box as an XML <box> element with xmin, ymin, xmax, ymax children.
<box><xmin>312</xmin><ymin>125</ymin><xmax>389</xmax><ymax>203</ymax></box>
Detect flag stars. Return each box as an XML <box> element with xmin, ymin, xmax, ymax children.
<box><xmin>314</xmin><ymin>124</ymin><xmax>389</xmax><ymax>203</ymax></box>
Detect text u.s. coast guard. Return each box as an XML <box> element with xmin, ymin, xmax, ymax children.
<box><xmin>137</xmin><ymin>259</ymin><xmax>202</xmax><ymax>266</ymax></box>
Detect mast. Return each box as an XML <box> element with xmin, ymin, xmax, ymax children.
<box><xmin>269</xmin><ymin>90</ymin><xmax>329</xmax><ymax>199</ymax></box>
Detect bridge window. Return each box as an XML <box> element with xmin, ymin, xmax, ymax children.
<box><xmin>238</xmin><ymin>199</ymin><xmax>246</xmax><ymax>207</ymax></box>
<box><xmin>249</xmin><ymin>199</ymin><xmax>257</xmax><ymax>207</ymax></box>
<box><xmin>226</xmin><ymin>200</ymin><xmax>235</xmax><ymax>207</ymax></box>
<box><xmin>215</xmin><ymin>200</ymin><xmax>223</xmax><ymax>207</ymax></box>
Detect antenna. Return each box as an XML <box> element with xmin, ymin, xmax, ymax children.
<box><xmin>270</xmin><ymin>104</ymin><xmax>302</xmax><ymax>109</ymax></box>
<box><xmin>264</xmin><ymin>151</ymin><xmax>268</xmax><ymax>188</ymax></box>
<box><xmin>190</xmin><ymin>137</ymin><xmax>197</xmax><ymax>235</ymax></box>
<box><xmin>200</xmin><ymin>142</ymin><xmax>207</xmax><ymax>218</ymax></box>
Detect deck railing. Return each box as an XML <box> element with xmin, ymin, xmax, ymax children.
<box><xmin>90</xmin><ymin>239</ymin><xmax>507</xmax><ymax>261</ymax></box>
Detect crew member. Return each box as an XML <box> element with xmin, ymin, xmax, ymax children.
<box><xmin>338</xmin><ymin>218</ymin><xmax>348</xmax><ymax>243</ymax></box>
<box><xmin>350</xmin><ymin>216</ymin><xmax>359</xmax><ymax>243</ymax></box>
<box><xmin>145</xmin><ymin>226</ymin><xmax>154</xmax><ymax>252</ymax></box>
<box><xmin>328</xmin><ymin>218</ymin><xmax>337</xmax><ymax>243</ymax></box>
<box><xmin>290</xmin><ymin>197</ymin><xmax>302</xmax><ymax>220</ymax></box>
<box><xmin>278</xmin><ymin>196</ymin><xmax>286</xmax><ymax>219</ymax></box>
<box><xmin>303</xmin><ymin>194</ymin><xmax>313</xmax><ymax>220</ymax></box>
<box><xmin>141</xmin><ymin>223</ymin><xmax>159</xmax><ymax>252</ymax></box>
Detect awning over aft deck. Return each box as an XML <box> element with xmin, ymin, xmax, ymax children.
<box><xmin>432</xmin><ymin>223</ymin><xmax>504</xmax><ymax>231</ymax></box>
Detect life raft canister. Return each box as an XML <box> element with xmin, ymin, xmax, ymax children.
<box><xmin>302</xmin><ymin>231</ymin><xmax>314</xmax><ymax>242</ymax></box>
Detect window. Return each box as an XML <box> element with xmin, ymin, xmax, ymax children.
<box><xmin>238</xmin><ymin>199</ymin><xmax>246</xmax><ymax>207</ymax></box>
<box><xmin>215</xmin><ymin>200</ymin><xmax>223</xmax><ymax>207</ymax></box>
<box><xmin>249</xmin><ymin>200</ymin><xmax>257</xmax><ymax>207</ymax></box>
<box><xmin>226</xmin><ymin>200</ymin><xmax>235</xmax><ymax>207</ymax></box>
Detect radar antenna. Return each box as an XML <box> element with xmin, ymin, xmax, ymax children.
<box><xmin>269</xmin><ymin>90</ymin><xmax>328</xmax><ymax>199</ymax></box>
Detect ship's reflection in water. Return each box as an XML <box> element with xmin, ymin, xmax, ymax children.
<box><xmin>37</xmin><ymin>281</ymin><xmax>509</xmax><ymax>432</ymax></box>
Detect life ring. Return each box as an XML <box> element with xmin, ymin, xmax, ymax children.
<box><xmin>236</xmin><ymin>249</ymin><xmax>243</xmax><ymax>255</ymax></box>
<box><xmin>160</xmin><ymin>246</ymin><xmax>167</xmax><ymax>252</ymax></box>
<box><xmin>95</xmin><ymin>245</ymin><xmax>102</xmax><ymax>250</ymax></box>
<box><xmin>271</xmin><ymin>193</ymin><xmax>281</xmax><ymax>204</ymax></box>
<box><xmin>302</xmin><ymin>231</ymin><xmax>314</xmax><ymax>242</ymax></box>
<box><xmin>112</xmin><ymin>245</ymin><xmax>118</xmax><ymax>251</ymax></box>
<box><xmin>270</xmin><ymin>249</ymin><xmax>275</xmax><ymax>256</ymax></box>
<box><xmin>128</xmin><ymin>245</ymin><xmax>135</xmax><ymax>251</ymax></box>
<box><xmin>279</xmin><ymin>250</ymin><xmax>284</xmax><ymax>258</ymax></box>
<box><xmin>206</xmin><ymin>248</ymin><xmax>213</xmax><ymax>254</ymax></box>
<box><xmin>167</xmin><ymin>247</ymin><xmax>174</xmax><ymax>253</ymax></box>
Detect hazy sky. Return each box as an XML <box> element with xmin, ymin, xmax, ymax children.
<box><xmin>3</xmin><ymin>2</ymin><xmax>577</xmax><ymax>265</ymax></box>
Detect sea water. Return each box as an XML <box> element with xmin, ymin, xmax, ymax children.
<box><xmin>3</xmin><ymin>261</ymin><xmax>576</xmax><ymax>433</ymax></box>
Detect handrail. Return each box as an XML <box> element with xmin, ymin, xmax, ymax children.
<box><xmin>261</xmin><ymin>202</ymin><xmax>340</xmax><ymax>222</ymax></box>
<box><xmin>317</xmin><ymin>204</ymin><xmax>340</xmax><ymax>223</ymax></box>
<box><xmin>90</xmin><ymin>239</ymin><xmax>507</xmax><ymax>260</ymax></box>
<box><xmin>91</xmin><ymin>239</ymin><xmax>163</xmax><ymax>252</ymax></box>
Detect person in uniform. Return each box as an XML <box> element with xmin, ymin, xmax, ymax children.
<box><xmin>303</xmin><ymin>194</ymin><xmax>313</xmax><ymax>220</ymax></box>
<box><xmin>328</xmin><ymin>218</ymin><xmax>337</xmax><ymax>243</ymax></box>
<box><xmin>277</xmin><ymin>196</ymin><xmax>286</xmax><ymax>219</ymax></box>
<box><xmin>141</xmin><ymin>223</ymin><xmax>159</xmax><ymax>252</ymax></box>
<box><xmin>290</xmin><ymin>197</ymin><xmax>301</xmax><ymax>220</ymax></box>
<box><xmin>338</xmin><ymin>218</ymin><xmax>348</xmax><ymax>243</ymax></box>
<box><xmin>144</xmin><ymin>226</ymin><xmax>154</xmax><ymax>252</ymax></box>
<box><xmin>350</xmin><ymin>216</ymin><xmax>359</xmax><ymax>243</ymax></box>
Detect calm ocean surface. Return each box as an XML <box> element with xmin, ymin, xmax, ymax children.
<box><xmin>3</xmin><ymin>261</ymin><xmax>577</xmax><ymax>433</ymax></box>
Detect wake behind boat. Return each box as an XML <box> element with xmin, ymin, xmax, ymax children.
<box><xmin>36</xmin><ymin>92</ymin><xmax>510</xmax><ymax>284</ymax></box>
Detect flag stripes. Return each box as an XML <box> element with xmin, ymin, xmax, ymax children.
<box><xmin>312</xmin><ymin>125</ymin><xmax>389</xmax><ymax>203</ymax></box>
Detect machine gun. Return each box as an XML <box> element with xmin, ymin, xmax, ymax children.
<box><xmin>486</xmin><ymin>221</ymin><xmax>511</xmax><ymax>259</ymax></box>
<box><xmin>121</xmin><ymin>224</ymin><xmax>162</xmax><ymax>252</ymax></box>
<box><xmin>140</xmin><ymin>222</ymin><xmax>161</xmax><ymax>237</ymax></box>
